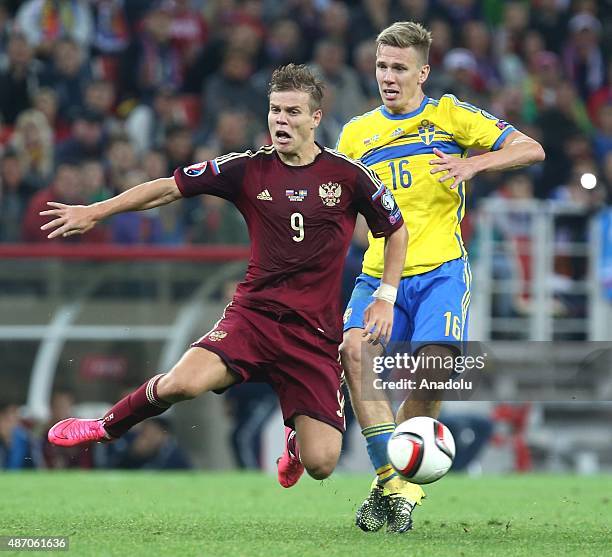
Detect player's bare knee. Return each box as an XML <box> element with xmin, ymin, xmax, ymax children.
<box><xmin>339</xmin><ymin>334</ymin><xmax>362</xmax><ymax>375</ymax></box>
<box><xmin>303</xmin><ymin>458</ymin><xmax>336</xmax><ymax>480</ymax></box>
<box><xmin>301</xmin><ymin>449</ymin><xmax>339</xmax><ymax>480</ymax></box>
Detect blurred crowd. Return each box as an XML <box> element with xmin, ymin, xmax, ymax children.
<box><xmin>0</xmin><ymin>0</ymin><xmax>609</xmax><ymax>246</ymax></box>
<box><xmin>0</xmin><ymin>391</ymin><xmax>192</xmax><ymax>470</ymax></box>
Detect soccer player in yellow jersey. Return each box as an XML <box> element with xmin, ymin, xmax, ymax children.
<box><xmin>337</xmin><ymin>21</ymin><xmax>545</xmax><ymax>533</ymax></box>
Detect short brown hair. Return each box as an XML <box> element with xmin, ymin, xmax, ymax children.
<box><xmin>376</xmin><ymin>21</ymin><xmax>432</xmax><ymax>65</ymax></box>
<box><xmin>268</xmin><ymin>64</ymin><xmax>324</xmax><ymax>112</ymax></box>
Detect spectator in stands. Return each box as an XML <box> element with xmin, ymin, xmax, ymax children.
<box><xmin>440</xmin><ymin>0</ymin><xmax>481</xmax><ymax>25</ymax></box>
<box><xmin>315</xmin><ymin>83</ymin><xmax>342</xmax><ymax>148</ymax></box>
<box><xmin>39</xmin><ymin>38</ymin><xmax>91</xmax><ymax>120</ymax></box>
<box><xmin>164</xmin><ymin>125</ymin><xmax>194</xmax><ymax>174</ymax></box>
<box><xmin>141</xmin><ymin>149</ymin><xmax>186</xmax><ymax>244</ymax></box>
<box><xmin>442</xmin><ymin>48</ymin><xmax>485</xmax><ymax>104</ymax></box>
<box><xmin>593</xmin><ymin>103</ymin><xmax>612</xmax><ymax>165</ymax></box>
<box><xmin>91</xmin><ymin>0</ymin><xmax>131</xmax><ymax>56</ymax></box>
<box><xmin>522</xmin><ymin>51</ymin><xmax>563</xmax><ymax>123</ymax></box>
<box><xmin>0</xmin><ymin>32</ymin><xmax>42</xmax><ymax>125</ymax></box>
<box><xmin>121</xmin><ymin>2</ymin><xmax>183</xmax><ymax>100</ymax></box>
<box><xmin>0</xmin><ymin>403</ymin><xmax>36</xmax><ymax>469</ymax></box>
<box><xmin>32</xmin><ymin>87</ymin><xmax>69</xmax><ymax>141</ymax></box>
<box><xmin>0</xmin><ymin>2</ymin><xmax>10</xmax><ymax>54</ymax></box>
<box><xmin>15</xmin><ymin>0</ymin><xmax>94</xmax><ymax>54</ymax></box>
<box><xmin>0</xmin><ymin>150</ymin><xmax>31</xmax><ymax>242</ymax></box>
<box><xmin>113</xmin><ymin>418</ymin><xmax>191</xmax><ymax>470</ymax></box>
<box><xmin>83</xmin><ymin>79</ymin><xmax>117</xmax><ymax>124</ymax></box>
<box><xmin>125</xmin><ymin>86</ymin><xmax>187</xmax><ymax>155</ymax></box>
<box><xmin>168</xmin><ymin>0</ymin><xmax>208</xmax><ymax>70</ymax></box>
<box><xmin>251</xmin><ymin>18</ymin><xmax>305</xmax><ymax>97</ymax></box>
<box><xmin>225</xmin><ymin>382</ymin><xmax>278</xmax><ymax>469</ymax></box>
<box><xmin>319</xmin><ymin>1</ymin><xmax>353</xmax><ymax>59</ymax></box>
<box><xmin>495</xmin><ymin>1</ymin><xmax>530</xmax><ymax>62</ymax></box>
<box><xmin>110</xmin><ymin>169</ymin><xmax>165</xmax><ymax>245</ymax></box>
<box><xmin>80</xmin><ymin>158</ymin><xmax>110</xmax><ymax>204</ymax></box>
<box><xmin>488</xmin><ymin>171</ymin><xmax>537</xmax><ymax>320</ymax></box>
<box><xmin>105</xmin><ymin>134</ymin><xmax>137</xmax><ymax>193</ymax></box>
<box><xmin>563</xmin><ymin>13</ymin><xmax>605</xmax><ymax>101</ymax></box>
<box><xmin>55</xmin><ymin>108</ymin><xmax>106</xmax><ymax>163</ymax></box>
<box><xmin>462</xmin><ymin>19</ymin><xmax>500</xmax><ymax>93</ymax></box>
<box><xmin>310</xmin><ymin>39</ymin><xmax>364</xmax><ymax>124</ymax></box>
<box><xmin>10</xmin><ymin>109</ymin><xmax>54</xmax><ymax>191</ymax></box>
<box><xmin>353</xmin><ymin>40</ymin><xmax>380</xmax><ymax>107</ymax></box>
<box><xmin>41</xmin><ymin>390</ymin><xmax>93</xmax><ymax>469</ymax></box>
<box><xmin>427</xmin><ymin>18</ymin><xmax>453</xmax><ymax>69</ymax></box>
<box><xmin>203</xmin><ymin>48</ymin><xmax>266</xmax><ymax>134</ymax></box>
<box><xmin>202</xmin><ymin>111</ymin><xmax>253</xmax><ymax>155</ymax></box>
<box><xmin>22</xmin><ymin>159</ymin><xmax>108</xmax><ymax>243</ymax></box>
<box><xmin>536</xmin><ymin>83</ymin><xmax>593</xmax><ymax>197</ymax></box>
<box><xmin>550</xmin><ymin>160</ymin><xmax>606</xmax><ymax>324</ymax></box>
<box><xmin>529</xmin><ymin>0</ymin><xmax>570</xmax><ymax>54</ymax></box>
<box><xmin>587</xmin><ymin>59</ymin><xmax>612</xmax><ymax>127</ymax></box>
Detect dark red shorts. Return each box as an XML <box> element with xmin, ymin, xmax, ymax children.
<box><xmin>192</xmin><ymin>303</ymin><xmax>346</xmax><ymax>433</ymax></box>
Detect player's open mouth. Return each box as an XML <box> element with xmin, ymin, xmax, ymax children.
<box><xmin>275</xmin><ymin>130</ymin><xmax>292</xmax><ymax>144</ymax></box>
<box><xmin>383</xmin><ymin>89</ymin><xmax>399</xmax><ymax>100</ymax></box>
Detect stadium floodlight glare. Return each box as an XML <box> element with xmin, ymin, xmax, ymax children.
<box><xmin>580</xmin><ymin>173</ymin><xmax>597</xmax><ymax>190</ymax></box>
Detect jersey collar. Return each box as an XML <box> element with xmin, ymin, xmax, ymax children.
<box><xmin>380</xmin><ymin>96</ymin><xmax>429</xmax><ymax>120</ymax></box>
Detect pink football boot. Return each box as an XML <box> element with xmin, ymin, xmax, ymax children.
<box><xmin>277</xmin><ymin>426</ymin><xmax>304</xmax><ymax>488</ymax></box>
<box><xmin>48</xmin><ymin>418</ymin><xmax>111</xmax><ymax>447</ymax></box>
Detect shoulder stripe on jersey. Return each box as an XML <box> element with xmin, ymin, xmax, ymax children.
<box><xmin>324</xmin><ymin>147</ymin><xmax>385</xmax><ymax>195</ymax></box>
<box><xmin>443</xmin><ymin>94</ymin><xmax>479</xmax><ymax>113</ymax></box>
<box><xmin>362</xmin><ymin>141</ymin><xmax>463</xmax><ymax>166</ymax></box>
<box><xmin>344</xmin><ymin>106</ymin><xmax>382</xmax><ymax>125</ymax></box>
<box><xmin>325</xmin><ymin>147</ymin><xmax>381</xmax><ymax>183</ymax></box>
<box><xmin>214</xmin><ymin>145</ymin><xmax>275</xmax><ymax>170</ymax></box>
<box><xmin>336</xmin><ymin>107</ymin><xmax>382</xmax><ymax>149</ymax></box>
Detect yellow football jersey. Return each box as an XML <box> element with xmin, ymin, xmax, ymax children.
<box><xmin>336</xmin><ymin>94</ymin><xmax>515</xmax><ymax>277</ymax></box>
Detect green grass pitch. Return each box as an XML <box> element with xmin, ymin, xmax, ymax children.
<box><xmin>1</xmin><ymin>472</ymin><xmax>611</xmax><ymax>556</ymax></box>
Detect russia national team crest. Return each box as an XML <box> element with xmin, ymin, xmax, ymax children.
<box><xmin>207</xmin><ymin>330</ymin><xmax>227</xmax><ymax>342</ymax></box>
<box><xmin>319</xmin><ymin>182</ymin><xmax>342</xmax><ymax>206</ymax></box>
<box><xmin>418</xmin><ymin>120</ymin><xmax>435</xmax><ymax>145</ymax></box>
<box><xmin>183</xmin><ymin>161</ymin><xmax>208</xmax><ymax>177</ymax></box>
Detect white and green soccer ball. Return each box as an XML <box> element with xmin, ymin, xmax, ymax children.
<box><xmin>387</xmin><ymin>417</ymin><xmax>456</xmax><ymax>484</ymax></box>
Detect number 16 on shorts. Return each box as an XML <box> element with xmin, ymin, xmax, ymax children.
<box><xmin>443</xmin><ymin>311</ymin><xmax>462</xmax><ymax>340</ymax></box>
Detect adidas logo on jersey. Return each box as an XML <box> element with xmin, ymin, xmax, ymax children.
<box><xmin>257</xmin><ymin>189</ymin><xmax>273</xmax><ymax>201</ymax></box>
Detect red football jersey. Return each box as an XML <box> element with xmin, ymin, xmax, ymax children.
<box><xmin>174</xmin><ymin>144</ymin><xmax>403</xmax><ymax>342</ymax></box>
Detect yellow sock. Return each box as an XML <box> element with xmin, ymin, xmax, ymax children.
<box><xmin>383</xmin><ymin>477</ymin><xmax>426</xmax><ymax>505</ymax></box>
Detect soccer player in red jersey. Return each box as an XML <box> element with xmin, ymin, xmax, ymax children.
<box><xmin>43</xmin><ymin>64</ymin><xmax>408</xmax><ymax>484</ymax></box>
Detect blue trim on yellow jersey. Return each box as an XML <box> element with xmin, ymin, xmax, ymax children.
<box><xmin>455</xmin><ymin>181</ymin><xmax>466</xmax><ymax>256</ymax></box>
<box><xmin>491</xmin><ymin>126</ymin><xmax>515</xmax><ymax>151</ymax></box>
<box><xmin>361</xmin><ymin>141</ymin><xmax>463</xmax><ymax>166</ymax></box>
<box><xmin>380</xmin><ymin>96</ymin><xmax>429</xmax><ymax>120</ymax></box>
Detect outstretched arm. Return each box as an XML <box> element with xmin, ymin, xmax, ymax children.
<box><xmin>429</xmin><ymin>131</ymin><xmax>546</xmax><ymax>190</ymax></box>
<box><xmin>363</xmin><ymin>223</ymin><xmax>408</xmax><ymax>345</ymax></box>
<box><xmin>40</xmin><ymin>177</ymin><xmax>182</xmax><ymax>238</ymax></box>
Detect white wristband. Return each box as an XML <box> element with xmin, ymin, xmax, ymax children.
<box><xmin>373</xmin><ymin>283</ymin><xmax>397</xmax><ymax>305</ymax></box>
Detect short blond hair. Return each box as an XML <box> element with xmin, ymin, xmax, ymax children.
<box><xmin>376</xmin><ymin>21</ymin><xmax>432</xmax><ymax>65</ymax></box>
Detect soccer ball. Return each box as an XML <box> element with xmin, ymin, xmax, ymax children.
<box><xmin>387</xmin><ymin>417</ymin><xmax>456</xmax><ymax>484</ymax></box>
